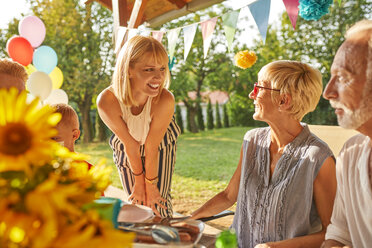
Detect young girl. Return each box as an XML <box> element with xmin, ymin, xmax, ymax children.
<box><xmin>97</xmin><ymin>36</ymin><xmax>180</xmax><ymax>217</ymax></box>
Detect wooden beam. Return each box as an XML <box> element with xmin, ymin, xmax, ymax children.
<box><xmin>127</xmin><ymin>0</ymin><xmax>147</xmax><ymax>28</ymax></box>
<box><xmin>166</xmin><ymin>0</ymin><xmax>188</xmax><ymax>9</ymax></box>
<box><xmin>118</xmin><ymin>0</ymin><xmax>128</xmax><ymax>27</ymax></box>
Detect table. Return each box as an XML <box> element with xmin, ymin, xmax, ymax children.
<box><xmin>198</xmin><ymin>222</ymin><xmax>221</xmax><ymax>248</ymax></box>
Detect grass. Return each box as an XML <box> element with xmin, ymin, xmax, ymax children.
<box><xmin>76</xmin><ymin>126</ymin><xmax>250</xmax><ymax>215</ymax></box>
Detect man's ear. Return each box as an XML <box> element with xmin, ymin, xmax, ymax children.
<box><xmin>72</xmin><ymin>129</ymin><xmax>80</xmax><ymax>142</ymax></box>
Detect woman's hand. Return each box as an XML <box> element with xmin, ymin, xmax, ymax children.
<box><xmin>145</xmin><ymin>182</ymin><xmax>167</xmax><ymax>217</ymax></box>
<box><xmin>129</xmin><ymin>175</ymin><xmax>147</xmax><ymax>205</ymax></box>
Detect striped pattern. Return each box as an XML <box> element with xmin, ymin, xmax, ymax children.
<box><xmin>109</xmin><ymin>115</ymin><xmax>180</xmax><ymax>217</ymax></box>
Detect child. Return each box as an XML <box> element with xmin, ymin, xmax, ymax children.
<box><xmin>0</xmin><ymin>58</ymin><xmax>28</xmax><ymax>91</ymax></box>
<box><xmin>52</xmin><ymin>103</ymin><xmax>92</xmax><ymax>169</ymax></box>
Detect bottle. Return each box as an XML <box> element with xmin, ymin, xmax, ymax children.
<box><xmin>215</xmin><ymin>229</ymin><xmax>237</xmax><ymax>248</ymax></box>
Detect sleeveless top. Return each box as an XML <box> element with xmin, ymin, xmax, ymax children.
<box><xmin>108</xmin><ymin>87</ymin><xmax>152</xmax><ymax>145</ymax></box>
<box><xmin>231</xmin><ymin>123</ymin><xmax>333</xmax><ymax>248</ymax></box>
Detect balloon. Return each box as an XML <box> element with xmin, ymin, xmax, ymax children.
<box><xmin>27</xmin><ymin>71</ymin><xmax>52</xmax><ymax>101</ymax></box>
<box><xmin>33</xmin><ymin>45</ymin><xmax>58</xmax><ymax>74</ymax></box>
<box><xmin>18</xmin><ymin>16</ymin><xmax>46</xmax><ymax>48</ymax></box>
<box><xmin>49</xmin><ymin>67</ymin><xmax>63</xmax><ymax>89</ymax></box>
<box><xmin>24</xmin><ymin>64</ymin><xmax>37</xmax><ymax>75</ymax></box>
<box><xmin>44</xmin><ymin>89</ymin><xmax>68</xmax><ymax>105</ymax></box>
<box><xmin>6</xmin><ymin>36</ymin><xmax>33</xmax><ymax>66</ymax></box>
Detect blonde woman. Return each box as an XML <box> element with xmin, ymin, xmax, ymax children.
<box><xmin>192</xmin><ymin>60</ymin><xmax>337</xmax><ymax>248</ymax></box>
<box><xmin>97</xmin><ymin>36</ymin><xmax>180</xmax><ymax>217</ymax></box>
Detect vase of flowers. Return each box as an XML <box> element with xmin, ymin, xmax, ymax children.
<box><xmin>0</xmin><ymin>88</ymin><xmax>134</xmax><ymax>248</ymax></box>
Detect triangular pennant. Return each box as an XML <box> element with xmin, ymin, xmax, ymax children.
<box><xmin>167</xmin><ymin>28</ymin><xmax>181</xmax><ymax>61</ymax></box>
<box><xmin>282</xmin><ymin>0</ymin><xmax>299</xmax><ymax>30</ymax></box>
<box><xmin>115</xmin><ymin>27</ymin><xmax>127</xmax><ymax>53</ymax></box>
<box><xmin>338</xmin><ymin>0</ymin><xmax>341</xmax><ymax>5</ymax></box>
<box><xmin>140</xmin><ymin>29</ymin><xmax>151</xmax><ymax>37</ymax></box>
<box><xmin>127</xmin><ymin>28</ymin><xmax>139</xmax><ymax>41</ymax></box>
<box><xmin>152</xmin><ymin>31</ymin><xmax>165</xmax><ymax>43</ymax></box>
<box><xmin>183</xmin><ymin>24</ymin><xmax>198</xmax><ymax>61</ymax></box>
<box><xmin>222</xmin><ymin>10</ymin><xmax>240</xmax><ymax>52</ymax></box>
<box><xmin>249</xmin><ymin>0</ymin><xmax>271</xmax><ymax>44</ymax></box>
<box><xmin>200</xmin><ymin>17</ymin><xmax>218</xmax><ymax>59</ymax></box>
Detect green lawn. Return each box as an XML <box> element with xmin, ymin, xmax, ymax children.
<box><xmin>76</xmin><ymin>127</ymin><xmax>250</xmax><ymax>213</ymax></box>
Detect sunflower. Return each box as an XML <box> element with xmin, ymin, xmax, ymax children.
<box><xmin>234</xmin><ymin>50</ymin><xmax>257</xmax><ymax>69</ymax></box>
<box><xmin>0</xmin><ymin>88</ymin><xmax>61</xmax><ymax>172</ymax></box>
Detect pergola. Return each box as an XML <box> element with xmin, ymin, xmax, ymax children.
<box><xmin>86</xmin><ymin>0</ymin><xmax>225</xmax><ymax>36</ymax></box>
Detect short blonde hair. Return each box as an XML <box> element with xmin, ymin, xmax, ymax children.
<box><xmin>112</xmin><ymin>35</ymin><xmax>170</xmax><ymax>107</ymax></box>
<box><xmin>0</xmin><ymin>59</ymin><xmax>28</xmax><ymax>83</ymax></box>
<box><xmin>52</xmin><ymin>103</ymin><xmax>79</xmax><ymax>130</ymax></box>
<box><xmin>258</xmin><ymin>60</ymin><xmax>323</xmax><ymax>121</ymax></box>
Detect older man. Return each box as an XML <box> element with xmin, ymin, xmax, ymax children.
<box><xmin>322</xmin><ymin>20</ymin><xmax>372</xmax><ymax>248</ymax></box>
<box><xmin>0</xmin><ymin>59</ymin><xmax>28</xmax><ymax>91</ymax></box>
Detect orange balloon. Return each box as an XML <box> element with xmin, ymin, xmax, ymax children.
<box><xmin>6</xmin><ymin>36</ymin><xmax>34</xmax><ymax>66</ymax></box>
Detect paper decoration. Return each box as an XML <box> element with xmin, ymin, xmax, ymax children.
<box><xmin>152</xmin><ymin>31</ymin><xmax>165</xmax><ymax>42</ymax></box>
<box><xmin>183</xmin><ymin>24</ymin><xmax>198</xmax><ymax>61</ymax></box>
<box><xmin>222</xmin><ymin>10</ymin><xmax>240</xmax><ymax>52</ymax></box>
<box><xmin>115</xmin><ymin>27</ymin><xmax>127</xmax><ymax>53</ymax></box>
<box><xmin>200</xmin><ymin>17</ymin><xmax>218</xmax><ymax>59</ymax></box>
<box><xmin>167</xmin><ymin>28</ymin><xmax>181</xmax><ymax>61</ymax></box>
<box><xmin>249</xmin><ymin>0</ymin><xmax>271</xmax><ymax>44</ymax></box>
<box><xmin>282</xmin><ymin>0</ymin><xmax>299</xmax><ymax>30</ymax></box>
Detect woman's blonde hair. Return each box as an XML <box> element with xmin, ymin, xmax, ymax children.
<box><xmin>258</xmin><ymin>60</ymin><xmax>323</xmax><ymax>121</ymax></box>
<box><xmin>112</xmin><ymin>35</ymin><xmax>170</xmax><ymax>106</ymax></box>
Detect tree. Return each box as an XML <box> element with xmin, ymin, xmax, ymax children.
<box><xmin>186</xmin><ymin>106</ymin><xmax>192</xmax><ymax>133</ymax></box>
<box><xmin>27</xmin><ymin>0</ymin><xmax>114</xmax><ymax>142</ymax></box>
<box><xmin>215</xmin><ymin>101</ymin><xmax>222</xmax><ymax>128</ymax></box>
<box><xmin>196</xmin><ymin>100</ymin><xmax>205</xmax><ymax>131</ymax></box>
<box><xmin>207</xmin><ymin>99</ymin><xmax>214</xmax><ymax>130</ymax></box>
<box><xmin>175</xmin><ymin>104</ymin><xmax>184</xmax><ymax>134</ymax></box>
<box><xmin>223</xmin><ymin>104</ymin><xmax>230</xmax><ymax>128</ymax></box>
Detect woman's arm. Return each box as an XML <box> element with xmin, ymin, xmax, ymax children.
<box><xmin>143</xmin><ymin>89</ymin><xmax>175</xmax><ymax>215</ymax></box>
<box><xmin>257</xmin><ymin>156</ymin><xmax>337</xmax><ymax>248</ymax></box>
<box><xmin>190</xmin><ymin>146</ymin><xmax>243</xmax><ymax>220</ymax></box>
<box><xmin>97</xmin><ymin>88</ymin><xmax>146</xmax><ymax>204</ymax></box>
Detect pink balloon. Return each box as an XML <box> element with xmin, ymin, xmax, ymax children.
<box><xmin>6</xmin><ymin>36</ymin><xmax>34</xmax><ymax>66</ymax></box>
<box><xmin>18</xmin><ymin>16</ymin><xmax>46</xmax><ymax>48</ymax></box>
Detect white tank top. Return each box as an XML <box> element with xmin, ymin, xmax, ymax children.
<box><xmin>108</xmin><ymin>87</ymin><xmax>152</xmax><ymax>145</ymax></box>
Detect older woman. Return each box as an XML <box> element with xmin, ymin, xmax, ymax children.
<box><xmin>192</xmin><ymin>60</ymin><xmax>336</xmax><ymax>248</ymax></box>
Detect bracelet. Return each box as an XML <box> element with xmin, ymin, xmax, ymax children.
<box><xmin>132</xmin><ymin>170</ymin><xmax>143</xmax><ymax>176</ymax></box>
<box><xmin>145</xmin><ymin>175</ymin><xmax>158</xmax><ymax>185</ymax></box>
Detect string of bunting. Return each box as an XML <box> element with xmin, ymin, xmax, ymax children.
<box><xmin>115</xmin><ymin>0</ymin><xmax>337</xmax><ymax>62</ymax></box>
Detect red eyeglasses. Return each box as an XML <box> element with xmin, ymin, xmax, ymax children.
<box><xmin>253</xmin><ymin>82</ymin><xmax>280</xmax><ymax>95</ymax></box>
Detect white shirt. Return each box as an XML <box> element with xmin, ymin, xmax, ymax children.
<box><xmin>325</xmin><ymin>134</ymin><xmax>372</xmax><ymax>248</ymax></box>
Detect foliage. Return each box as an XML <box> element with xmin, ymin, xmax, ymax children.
<box><xmin>175</xmin><ymin>104</ymin><xmax>184</xmax><ymax>134</ymax></box>
<box><xmin>0</xmin><ymin>88</ymin><xmax>133</xmax><ymax>248</ymax></box>
<box><xmin>186</xmin><ymin>106</ymin><xmax>192</xmax><ymax>133</ymax></box>
<box><xmin>207</xmin><ymin>99</ymin><xmax>214</xmax><ymax>130</ymax></box>
<box><xmin>215</xmin><ymin>102</ymin><xmax>222</xmax><ymax>128</ymax></box>
<box><xmin>196</xmin><ymin>100</ymin><xmax>205</xmax><ymax>131</ymax></box>
<box><xmin>223</xmin><ymin>104</ymin><xmax>230</xmax><ymax>128</ymax></box>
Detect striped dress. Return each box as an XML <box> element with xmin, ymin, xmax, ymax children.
<box><xmin>108</xmin><ymin>89</ymin><xmax>180</xmax><ymax>217</ymax></box>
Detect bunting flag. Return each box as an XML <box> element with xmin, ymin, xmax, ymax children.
<box><xmin>115</xmin><ymin>27</ymin><xmax>127</xmax><ymax>53</ymax></box>
<box><xmin>222</xmin><ymin>10</ymin><xmax>240</xmax><ymax>52</ymax></box>
<box><xmin>152</xmin><ymin>31</ymin><xmax>165</xmax><ymax>42</ymax></box>
<box><xmin>338</xmin><ymin>0</ymin><xmax>341</xmax><ymax>4</ymax></box>
<box><xmin>128</xmin><ymin>28</ymin><xmax>140</xmax><ymax>41</ymax></box>
<box><xmin>183</xmin><ymin>24</ymin><xmax>198</xmax><ymax>61</ymax></box>
<box><xmin>249</xmin><ymin>0</ymin><xmax>271</xmax><ymax>44</ymax></box>
<box><xmin>200</xmin><ymin>17</ymin><xmax>218</xmax><ymax>59</ymax></box>
<box><xmin>167</xmin><ymin>28</ymin><xmax>181</xmax><ymax>61</ymax></box>
<box><xmin>282</xmin><ymin>0</ymin><xmax>299</xmax><ymax>30</ymax></box>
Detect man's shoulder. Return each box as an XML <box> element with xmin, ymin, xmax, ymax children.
<box><xmin>343</xmin><ymin>133</ymin><xmax>369</xmax><ymax>149</ymax></box>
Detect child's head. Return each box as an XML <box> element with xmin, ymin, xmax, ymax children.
<box><xmin>0</xmin><ymin>59</ymin><xmax>28</xmax><ymax>91</ymax></box>
<box><xmin>52</xmin><ymin>103</ymin><xmax>80</xmax><ymax>152</ymax></box>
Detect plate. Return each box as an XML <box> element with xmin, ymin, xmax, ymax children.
<box><xmin>117</xmin><ymin>204</ymin><xmax>154</xmax><ymax>223</ymax></box>
<box><xmin>132</xmin><ymin>219</ymin><xmax>205</xmax><ymax>248</ymax></box>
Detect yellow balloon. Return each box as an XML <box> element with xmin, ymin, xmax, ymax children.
<box><xmin>24</xmin><ymin>64</ymin><xmax>37</xmax><ymax>75</ymax></box>
<box><xmin>49</xmin><ymin>66</ymin><xmax>63</xmax><ymax>89</ymax></box>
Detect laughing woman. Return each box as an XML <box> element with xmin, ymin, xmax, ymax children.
<box><xmin>97</xmin><ymin>36</ymin><xmax>180</xmax><ymax>217</ymax></box>
<box><xmin>192</xmin><ymin>60</ymin><xmax>337</xmax><ymax>248</ymax></box>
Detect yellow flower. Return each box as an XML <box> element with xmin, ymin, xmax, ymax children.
<box><xmin>0</xmin><ymin>88</ymin><xmax>61</xmax><ymax>172</ymax></box>
<box><xmin>234</xmin><ymin>50</ymin><xmax>257</xmax><ymax>69</ymax></box>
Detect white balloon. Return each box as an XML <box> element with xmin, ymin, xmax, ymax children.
<box><xmin>26</xmin><ymin>93</ymin><xmax>42</xmax><ymax>108</ymax></box>
<box><xmin>44</xmin><ymin>89</ymin><xmax>68</xmax><ymax>105</ymax></box>
<box><xmin>27</xmin><ymin>71</ymin><xmax>52</xmax><ymax>101</ymax></box>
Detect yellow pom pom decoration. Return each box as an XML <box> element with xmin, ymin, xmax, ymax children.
<box><xmin>234</xmin><ymin>50</ymin><xmax>257</xmax><ymax>69</ymax></box>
